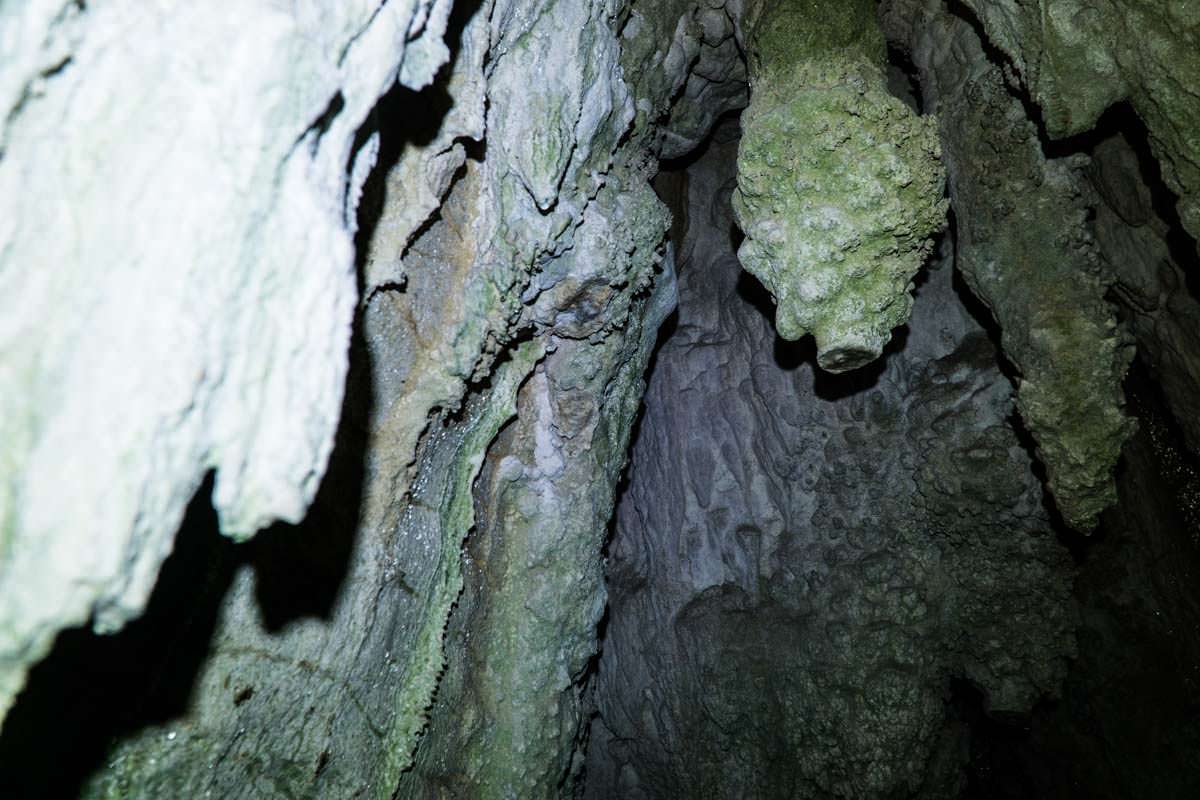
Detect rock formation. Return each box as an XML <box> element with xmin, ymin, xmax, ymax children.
<box><xmin>733</xmin><ymin>0</ymin><xmax>947</xmax><ymax>372</ymax></box>
<box><xmin>958</xmin><ymin>0</ymin><xmax>1200</xmax><ymax>251</ymax></box>
<box><xmin>1</xmin><ymin>1</ymin><xmax>1200</xmax><ymax>798</ymax></box>
<box><xmin>0</xmin><ymin>0</ymin><xmax>458</xmax><ymax>725</ymax></box>
<box><xmin>584</xmin><ymin>119</ymin><xmax>1075</xmax><ymax>800</ymax></box>
<box><xmin>882</xmin><ymin>0</ymin><xmax>1136</xmax><ymax>531</ymax></box>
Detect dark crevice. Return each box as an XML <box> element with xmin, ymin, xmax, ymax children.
<box><xmin>886</xmin><ymin>43</ymin><xmax>925</xmax><ymax>113</ymax></box>
<box><xmin>952</xmin><ymin>678</ymin><xmax>1040</xmax><ymax>800</ymax></box>
<box><xmin>351</xmin><ymin>0</ymin><xmax>486</xmax><ymax>288</ymax></box>
<box><xmin>244</xmin><ymin>311</ymin><xmax>373</xmax><ymax>632</ymax></box>
<box><xmin>300</xmin><ymin>91</ymin><xmax>346</xmax><ymax>156</ymax></box>
<box><xmin>0</xmin><ymin>473</ymin><xmax>237</xmax><ymax>799</ymax></box>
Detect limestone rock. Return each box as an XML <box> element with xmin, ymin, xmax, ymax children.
<box><xmin>959</xmin><ymin>0</ymin><xmax>1200</xmax><ymax>251</ymax></box>
<box><xmin>882</xmin><ymin>0</ymin><xmax>1137</xmax><ymax>531</ymax></box>
<box><xmin>585</xmin><ymin>125</ymin><xmax>1075</xmax><ymax>799</ymax></box>
<box><xmin>732</xmin><ymin>0</ymin><xmax>947</xmax><ymax>372</ymax></box>
<box><xmin>59</xmin><ymin>1</ymin><xmax>692</xmax><ymax>796</ymax></box>
<box><xmin>0</xmin><ymin>0</ymin><xmax>454</xmax><ymax>726</ymax></box>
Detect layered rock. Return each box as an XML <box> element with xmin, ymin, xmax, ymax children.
<box><xmin>732</xmin><ymin>0</ymin><xmax>947</xmax><ymax>372</ymax></box>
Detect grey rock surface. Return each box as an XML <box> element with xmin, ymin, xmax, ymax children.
<box><xmin>585</xmin><ymin>121</ymin><xmax>1076</xmax><ymax>799</ymax></box>
<box><xmin>59</xmin><ymin>1</ymin><xmax>701</xmax><ymax>797</ymax></box>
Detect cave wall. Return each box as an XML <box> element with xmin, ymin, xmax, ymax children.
<box><xmin>3</xmin><ymin>1</ymin><xmax>1200</xmax><ymax>798</ymax></box>
<box><xmin>18</xmin><ymin>2</ymin><xmax>739</xmax><ymax>797</ymax></box>
<box><xmin>584</xmin><ymin>117</ymin><xmax>1076</xmax><ymax>800</ymax></box>
<box><xmin>0</xmin><ymin>0</ymin><xmax>459</xmax><ymax>727</ymax></box>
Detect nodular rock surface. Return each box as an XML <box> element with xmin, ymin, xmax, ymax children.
<box><xmin>881</xmin><ymin>0</ymin><xmax>1137</xmax><ymax>532</ymax></box>
<box><xmin>584</xmin><ymin>119</ymin><xmax>1076</xmax><ymax>800</ymax></box>
<box><xmin>732</xmin><ymin>0</ymin><xmax>948</xmax><ymax>373</ymax></box>
<box><xmin>4</xmin><ymin>0</ymin><xmax>1200</xmax><ymax>798</ymax></box>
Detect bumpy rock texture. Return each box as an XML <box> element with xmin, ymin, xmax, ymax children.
<box><xmin>0</xmin><ymin>1</ymin><xmax>721</xmax><ymax>798</ymax></box>
<box><xmin>6</xmin><ymin>1</ymin><xmax>1200</xmax><ymax>798</ymax></box>
<box><xmin>585</xmin><ymin>123</ymin><xmax>1076</xmax><ymax>799</ymax></box>
<box><xmin>0</xmin><ymin>0</ymin><xmax>457</xmax><ymax>725</ymax></box>
<box><xmin>881</xmin><ymin>0</ymin><xmax>1136</xmax><ymax>531</ymax></box>
<box><xmin>732</xmin><ymin>0</ymin><xmax>947</xmax><ymax>372</ymax></box>
<box><xmin>957</xmin><ymin>0</ymin><xmax>1200</xmax><ymax>251</ymax></box>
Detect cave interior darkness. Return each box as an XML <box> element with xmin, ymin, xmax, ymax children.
<box><xmin>3</xmin><ymin>2</ymin><xmax>1200</xmax><ymax>799</ymax></box>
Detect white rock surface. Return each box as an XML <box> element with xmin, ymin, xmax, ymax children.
<box><xmin>0</xmin><ymin>0</ymin><xmax>453</xmax><ymax>724</ymax></box>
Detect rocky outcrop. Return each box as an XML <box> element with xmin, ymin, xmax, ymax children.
<box><xmin>732</xmin><ymin>0</ymin><xmax>946</xmax><ymax>372</ymax></box>
<box><xmin>46</xmin><ymin>1</ymin><xmax>712</xmax><ymax>797</ymax></box>
<box><xmin>958</xmin><ymin>0</ymin><xmax>1200</xmax><ymax>252</ymax></box>
<box><xmin>585</xmin><ymin>121</ymin><xmax>1076</xmax><ymax>799</ymax></box>
<box><xmin>0</xmin><ymin>0</ymin><xmax>457</xmax><ymax>725</ymax></box>
<box><xmin>881</xmin><ymin>0</ymin><xmax>1136</xmax><ymax>532</ymax></box>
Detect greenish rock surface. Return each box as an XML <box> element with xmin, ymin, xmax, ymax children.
<box><xmin>959</xmin><ymin>0</ymin><xmax>1200</xmax><ymax>252</ymax></box>
<box><xmin>882</xmin><ymin>0</ymin><xmax>1136</xmax><ymax>532</ymax></box>
<box><xmin>400</xmin><ymin>164</ymin><xmax>675</xmax><ymax>797</ymax></box>
<box><xmin>732</xmin><ymin>0</ymin><xmax>947</xmax><ymax>372</ymax></box>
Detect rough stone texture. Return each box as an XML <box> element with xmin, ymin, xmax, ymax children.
<box><xmin>0</xmin><ymin>0</ymin><xmax>457</xmax><ymax>726</ymax></box>
<box><xmin>10</xmin><ymin>2</ymin><xmax>1200</xmax><ymax>798</ymax></box>
<box><xmin>617</xmin><ymin>0</ymin><xmax>749</xmax><ymax>160</ymax></box>
<box><xmin>732</xmin><ymin>0</ymin><xmax>947</xmax><ymax>372</ymax></box>
<box><xmin>953</xmin><ymin>382</ymin><xmax>1200</xmax><ymax>798</ymax></box>
<box><xmin>585</xmin><ymin>123</ymin><xmax>1075</xmax><ymax>800</ymax></box>
<box><xmin>399</xmin><ymin>187</ymin><xmax>676</xmax><ymax>796</ymax></box>
<box><xmin>11</xmin><ymin>1</ymin><xmax>710</xmax><ymax>797</ymax></box>
<box><xmin>959</xmin><ymin>0</ymin><xmax>1200</xmax><ymax>251</ymax></box>
<box><xmin>1087</xmin><ymin>132</ymin><xmax>1200</xmax><ymax>454</ymax></box>
<box><xmin>881</xmin><ymin>0</ymin><xmax>1136</xmax><ymax>532</ymax></box>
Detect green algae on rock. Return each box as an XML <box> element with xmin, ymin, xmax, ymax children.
<box><xmin>732</xmin><ymin>0</ymin><xmax>947</xmax><ymax>373</ymax></box>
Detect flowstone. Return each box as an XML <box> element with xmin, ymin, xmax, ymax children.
<box><xmin>0</xmin><ymin>0</ymin><xmax>456</xmax><ymax>726</ymax></box>
<box><xmin>732</xmin><ymin>0</ymin><xmax>947</xmax><ymax>372</ymax></box>
<box><xmin>21</xmin><ymin>1</ymin><xmax>713</xmax><ymax>797</ymax></box>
